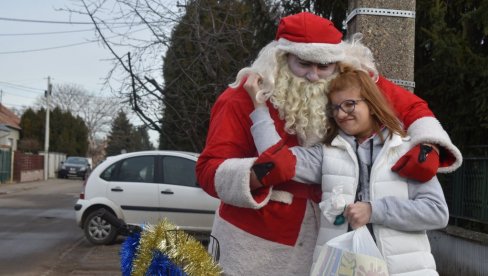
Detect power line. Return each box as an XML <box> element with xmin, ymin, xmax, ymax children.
<box><xmin>0</xmin><ymin>16</ymin><xmax>98</xmax><ymax>25</ymax></box>
<box><xmin>0</xmin><ymin>27</ymin><xmax>147</xmax><ymax>55</ymax></box>
<box><xmin>0</xmin><ymin>16</ymin><xmax>161</xmax><ymax>25</ymax></box>
<box><xmin>0</xmin><ymin>25</ymin><xmax>128</xmax><ymax>36</ymax></box>
<box><xmin>0</xmin><ymin>81</ymin><xmax>115</xmax><ymax>100</ymax></box>
<box><xmin>2</xmin><ymin>90</ymin><xmax>40</xmax><ymax>99</ymax></box>
<box><xmin>2</xmin><ymin>102</ymin><xmax>33</xmax><ymax>108</ymax></box>
<box><xmin>0</xmin><ymin>40</ymin><xmax>95</xmax><ymax>55</ymax></box>
<box><xmin>0</xmin><ymin>28</ymin><xmax>96</xmax><ymax>36</ymax></box>
<box><xmin>0</xmin><ymin>81</ymin><xmax>44</xmax><ymax>92</ymax></box>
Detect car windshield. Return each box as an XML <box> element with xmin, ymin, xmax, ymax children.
<box><xmin>65</xmin><ymin>157</ymin><xmax>87</xmax><ymax>165</ymax></box>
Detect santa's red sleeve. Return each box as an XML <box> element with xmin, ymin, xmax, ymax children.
<box><xmin>377</xmin><ymin>76</ymin><xmax>462</xmax><ymax>172</ymax></box>
<box><xmin>196</xmin><ymin>85</ymin><xmax>274</xmax><ymax>208</ymax></box>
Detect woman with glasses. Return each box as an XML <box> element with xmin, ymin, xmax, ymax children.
<box><xmin>245</xmin><ymin>64</ymin><xmax>448</xmax><ymax>275</ymax></box>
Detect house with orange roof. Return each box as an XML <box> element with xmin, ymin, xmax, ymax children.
<box><xmin>0</xmin><ymin>104</ymin><xmax>21</xmax><ymax>150</ymax></box>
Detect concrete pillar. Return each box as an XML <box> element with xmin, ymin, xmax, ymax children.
<box><xmin>346</xmin><ymin>1</ymin><xmax>416</xmax><ymax>91</ymax></box>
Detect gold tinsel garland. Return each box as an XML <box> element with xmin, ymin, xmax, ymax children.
<box><xmin>130</xmin><ymin>219</ymin><xmax>221</xmax><ymax>276</ymax></box>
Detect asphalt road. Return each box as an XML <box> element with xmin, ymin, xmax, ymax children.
<box><xmin>0</xmin><ymin>178</ymin><xmax>121</xmax><ymax>276</ymax></box>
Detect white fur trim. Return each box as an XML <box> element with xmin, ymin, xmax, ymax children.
<box><xmin>407</xmin><ymin>117</ymin><xmax>463</xmax><ymax>173</ymax></box>
<box><xmin>209</xmin><ymin>204</ymin><xmax>318</xmax><ymax>275</ymax></box>
<box><xmin>269</xmin><ymin>190</ymin><xmax>293</xmax><ymax>204</ymax></box>
<box><xmin>276</xmin><ymin>38</ymin><xmax>346</xmax><ymax>64</ymax></box>
<box><xmin>215</xmin><ymin>158</ymin><xmax>272</xmax><ymax>209</ymax></box>
<box><xmin>342</xmin><ymin>33</ymin><xmax>379</xmax><ymax>81</ymax></box>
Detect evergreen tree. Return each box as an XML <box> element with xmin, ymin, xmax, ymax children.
<box><xmin>19</xmin><ymin>107</ymin><xmax>89</xmax><ymax>156</ymax></box>
<box><xmin>106</xmin><ymin>111</ymin><xmax>134</xmax><ymax>156</ymax></box>
<box><xmin>19</xmin><ymin>108</ymin><xmax>43</xmax><ymax>142</ymax></box>
<box><xmin>160</xmin><ymin>0</ymin><xmax>278</xmax><ymax>151</ymax></box>
<box><xmin>106</xmin><ymin>111</ymin><xmax>153</xmax><ymax>155</ymax></box>
<box><xmin>19</xmin><ymin>108</ymin><xmax>43</xmax><ymax>152</ymax></box>
<box><xmin>415</xmin><ymin>0</ymin><xmax>488</xmax><ymax>154</ymax></box>
<box><xmin>132</xmin><ymin>125</ymin><xmax>154</xmax><ymax>151</ymax></box>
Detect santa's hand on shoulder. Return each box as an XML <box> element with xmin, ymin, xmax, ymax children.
<box><xmin>391</xmin><ymin>143</ymin><xmax>439</xmax><ymax>182</ymax></box>
<box><xmin>243</xmin><ymin>72</ymin><xmax>265</xmax><ymax>107</ymax></box>
<box><xmin>252</xmin><ymin>140</ymin><xmax>296</xmax><ymax>187</ymax></box>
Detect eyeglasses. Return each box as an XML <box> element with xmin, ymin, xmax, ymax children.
<box><xmin>326</xmin><ymin>99</ymin><xmax>365</xmax><ymax>118</ymax></box>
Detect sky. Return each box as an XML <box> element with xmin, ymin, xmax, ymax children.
<box><xmin>0</xmin><ymin>0</ymin><xmax>114</xmax><ymax>108</ymax></box>
<box><xmin>0</xmin><ymin>0</ymin><xmax>169</xmax><ymax>146</ymax></box>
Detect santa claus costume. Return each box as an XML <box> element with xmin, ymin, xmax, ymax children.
<box><xmin>196</xmin><ymin>12</ymin><xmax>461</xmax><ymax>276</ymax></box>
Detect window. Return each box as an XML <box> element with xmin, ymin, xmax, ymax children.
<box><xmin>101</xmin><ymin>156</ymin><xmax>155</xmax><ymax>183</ymax></box>
<box><xmin>66</xmin><ymin>157</ymin><xmax>89</xmax><ymax>165</ymax></box>
<box><xmin>161</xmin><ymin>156</ymin><xmax>197</xmax><ymax>187</ymax></box>
<box><xmin>100</xmin><ymin>162</ymin><xmax>117</xmax><ymax>181</ymax></box>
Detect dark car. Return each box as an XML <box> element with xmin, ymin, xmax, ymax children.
<box><xmin>58</xmin><ymin>156</ymin><xmax>91</xmax><ymax>180</ymax></box>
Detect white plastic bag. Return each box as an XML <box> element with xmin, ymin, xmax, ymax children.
<box><xmin>311</xmin><ymin>226</ymin><xmax>389</xmax><ymax>276</ymax></box>
<box><xmin>320</xmin><ymin>185</ymin><xmax>347</xmax><ymax>224</ymax></box>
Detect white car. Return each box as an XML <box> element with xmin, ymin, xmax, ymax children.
<box><xmin>74</xmin><ymin>150</ymin><xmax>220</xmax><ymax>245</ymax></box>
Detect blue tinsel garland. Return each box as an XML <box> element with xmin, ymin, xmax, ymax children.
<box><xmin>120</xmin><ymin>231</ymin><xmax>141</xmax><ymax>276</ymax></box>
<box><xmin>119</xmin><ymin>220</ymin><xmax>220</xmax><ymax>275</ymax></box>
<box><xmin>147</xmin><ymin>251</ymin><xmax>187</xmax><ymax>276</ymax></box>
<box><xmin>120</xmin><ymin>231</ymin><xmax>187</xmax><ymax>276</ymax></box>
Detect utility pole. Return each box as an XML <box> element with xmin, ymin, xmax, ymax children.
<box><xmin>346</xmin><ymin>1</ymin><xmax>416</xmax><ymax>92</ymax></box>
<box><xmin>44</xmin><ymin>77</ymin><xmax>52</xmax><ymax>180</ymax></box>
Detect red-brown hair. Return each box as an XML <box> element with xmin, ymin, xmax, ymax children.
<box><xmin>323</xmin><ymin>64</ymin><xmax>406</xmax><ymax>145</ymax></box>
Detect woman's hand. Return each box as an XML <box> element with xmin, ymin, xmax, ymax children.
<box><xmin>243</xmin><ymin>72</ymin><xmax>266</xmax><ymax>108</ymax></box>
<box><xmin>344</xmin><ymin>202</ymin><xmax>372</xmax><ymax>229</ymax></box>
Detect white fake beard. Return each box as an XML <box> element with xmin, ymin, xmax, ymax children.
<box><xmin>270</xmin><ymin>65</ymin><xmax>335</xmax><ymax>146</ymax></box>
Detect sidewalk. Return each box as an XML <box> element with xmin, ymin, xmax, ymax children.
<box><xmin>0</xmin><ymin>177</ymin><xmax>121</xmax><ymax>275</ymax></box>
<box><xmin>0</xmin><ymin>178</ymin><xmax>67</xmax><ymax>195</ymax></box>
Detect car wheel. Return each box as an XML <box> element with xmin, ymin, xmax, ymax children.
<box><xmin>83</xmin><ymin>209</ymin><xmax>118</xmax><ymax>245</ymax></box>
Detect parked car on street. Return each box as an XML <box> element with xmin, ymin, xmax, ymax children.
<box><xmin>57</xmin><ymin>156</ymin><xmax>91</xmax><ymax>180</ymax></box>
<box><xmin>74</xmin><ymin>150</ymin><xmax>220</xmax><ymax>245</ymax></box>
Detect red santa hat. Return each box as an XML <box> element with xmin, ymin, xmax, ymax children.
<box><xmin>275</xmin><ymin>12</ymin><xmax>345</xmax><ymax>64</ymax></box>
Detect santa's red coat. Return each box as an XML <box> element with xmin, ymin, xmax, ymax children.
<box><xmin>197</xmin><ymin>76</ymin><xmax>459</xmax><ymax>246</ymax></box>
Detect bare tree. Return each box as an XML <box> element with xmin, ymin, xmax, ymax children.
<box><xmin>64</xmin><ymin>0</ymin><xmax>181</xmax><ymax>134</ymax></box>
<box><xmin>36</xmin><ymin>83</ymin><xmax>122</xmax><ymax>154</ymax></box>
<box><xmin>64</xmin><ymin>0</ymin><xmax>279</xmax><ymax>151</ymax></box>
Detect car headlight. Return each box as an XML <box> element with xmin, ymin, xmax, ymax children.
<box><xmin>80</xmin><ymin>167</ymin><xmax>86</xmax><ymax>171</ymax></box>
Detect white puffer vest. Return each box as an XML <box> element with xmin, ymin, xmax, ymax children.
<box><xmin>312</xmin><ymin>134</ymin><xmax>438</xmax><ymax>276</ymax></box>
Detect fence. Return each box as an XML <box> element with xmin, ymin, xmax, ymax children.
<box><xmin>0</xmin><ymin>148</ymin><xmax>12</xmax><ymax>183</ymax></box>
<box><xmin>430</xmin><ymin>157</ymin><xmax>488</xmax><ymax>275</ymax></box>
<box><xmin>13</xmin><ymin>151</ymin><xmax>44</xmax><ymax>182</ymax></box>
<box><xmin>39</xmin><ymin>152</ymin><xmax>66</xmax><ymax>178</ymax></box>
<box><xmin>442</xmin><ymin>157</ymin><xmax>488</xmax><ymax>225</ymax></box>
